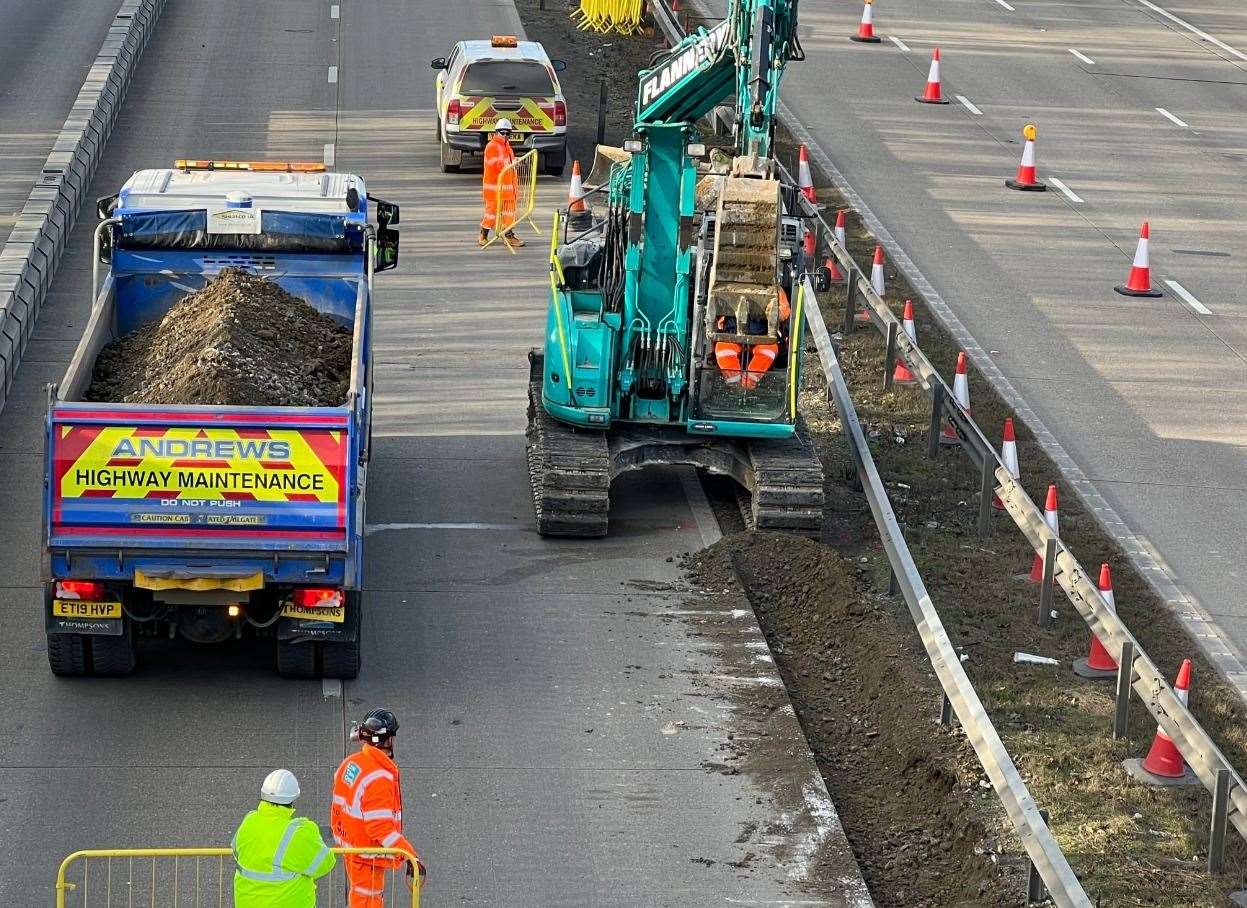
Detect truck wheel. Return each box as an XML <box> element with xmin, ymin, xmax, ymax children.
<box><xmin>439</xmin><ymin>142</ymin><xmax>462</xmax><ymax>174</ymax></box>
<box><xmin>47</xmin><ymin>633</ymin><xmax>89</xmax><ymax>677</ymax></box>
<box><xmin>91</xmin><ymin>621</ymin><xmax>137</xmax><ymax>676</ymax></box>
<box><xmin>277</xmin><ymin>639</ymin><xmax>317</xmax><ymax>679</ymax></box>
<box><xmin>321</xmin><ymin>593</ymin><xmax>361</xmax><ymax>680</ymax></box>
<box><xmin>543</xmin><ymin>150</ymin><xmax>567</xmax><ymax>177</ymax></box>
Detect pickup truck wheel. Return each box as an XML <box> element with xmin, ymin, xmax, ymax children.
<box><xmin>439</xmin><ymin>141</ymin><xmax>462</xmax><ymax>174</ymax></box>
<box><xmin>91</xmin><ymin>621</ymin><xmax>137</xmax><ymax>676</ymax></box>
<box><xmin>321</xmin><ymin>593</ymin><xmax>361</xmax><ymax>679</ymax></box>
<box><xmin>276</xmin><ymin>639</ymin><xmax>317</xmax><ymax>679</ymax></box>
<box><xmin>47</xmin><ymin>632</ymin><xmax>89</xmax><ymax>677</ymax></box>
<box><xmin>543</xmin><ymin>150</ymin><xmax>567</xmax><ymax>177</ymax></box>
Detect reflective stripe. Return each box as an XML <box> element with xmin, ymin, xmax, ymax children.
<box><xmin>236</xmin><ymin>818</ymin><xmax>302</xmax><ymax>883</ymax></box>
<box><xmin>353</xmin><ymin>885</ymin><xmax>385</xmax><ymax>896</ymax></box>
<box><xmin>362</xmin><ymin>808</ymin><xmax>395</xmax><ymax>821</ymax></box>
<box><xmin>380</xmin><ymin>830</ymin><xmax>403</xmax><ymax>847</ymax></box>
<box><xmin>237</xmin><ymin>865</ymin><xmax>299</xmax><ymax>883</ymax></box>
<box><xmin>351</xmin><ymin>769</ymin><xmax>394</xmax><ymax>814</ymax></box>
<box><xmin>302</xmin><ymin>844</ymin><xmax>330</xmax><ymax>875</ymax></box>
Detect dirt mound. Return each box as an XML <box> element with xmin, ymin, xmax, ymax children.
<box><xmin>88</xmin><ymin>268</ymin><xmax>352</xmax><ymax>408</ymax></box>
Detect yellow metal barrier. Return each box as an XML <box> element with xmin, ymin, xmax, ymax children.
<box><xmin>55</xmin><ymin>847</ymin><xmax>422</xmax><ymax>908</ymax></box>
<box><xmin>572</xmin><ymin>0</ymin><xmax>644</xmax><ymax>35</ymax></box>
<box><xmin>484</xmin><ymin>149</ymin><xmax>541</xmax><ymax>253</ymax></box>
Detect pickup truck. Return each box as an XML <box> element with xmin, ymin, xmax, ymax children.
<box><xmin>42</xmin><ymin>160</ymin><xmax>399</xmax><ymax>679</ymax></box>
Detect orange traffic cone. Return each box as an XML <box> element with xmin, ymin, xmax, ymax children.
<box><xmin>1115</xmin><ymin>221</ymin><xmax>1163</xmax><ymax>298</ymax></box>
<box><xmin>1073</xmin><ymin>564</ymin><xmax>1119</xmax><ymax>679</ymax></box>
<box><xmin>850</xmin><ymin>0</ymin><xmax>882</xmax><ymax>43</ymax></box>
<box><xmin>825</xmin><ymin>255</ymin><xmax>844</xmax><ymax>282</ymax></box>
<box><xmin>833</xmin><ymin>209</ymin><xmax>847</xmax><ymax>251</ymax></box>
<box><xmin>1027</xmin><ymin>485</ymin><xmax>1059</xmax><ymax>582</ymax></box>
<box><xmin>803</xmin><ymin>226</ymin><xmax>816</xmax><ymax>266</ymax></box>
<box><xmin>992</xmin><ymin>417</ymin><xmax>1019</xmax><ymax>509</ymax></box>
<box><xmin>860</xmin><ymin>244</ymin><xmax>885</xmax><ymax>323</ymax></box>
<box><xmin>568</xmin><ymin>161</ymin><xmax>587</xmax><ymax>213</ymax></box>
<box><xmin>1006</xmin><ymin>123</ymin><xmax>1047</xmax><ymax>192</ymax></box>
<box><xmin>798</xmin><ymin>145</ymin><xmax>816</xmax><ymax>204</ymax></box>
<box><xmin>892</xmin><ymin>299</ymin><xmax>917</xmax><ymax>384</ymax></box>
<box><xmin>940</xmin><ymin>351</ymin><xmax>970</xmax><ymax>444</ymax></box>
<box><xmin>916</xmin><ymin>48</ymin><xmax>949</xmax><ymax>104</ymax></box>
<box><xmin>1128</xmin><ymin>660</ymin><xmax>1195</xmax><ymax>783</ymax></box>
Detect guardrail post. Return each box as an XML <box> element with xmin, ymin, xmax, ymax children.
<box><xmin>938</xmin><ymin>691</ymin><xmax>953</xmax><ymax>727</ymax></box>
<box><xmin>1038</xmin><ymin>539</ymin><xmax>1057</xmax><ymax>626</ymax></box>
<box><xmin>1113</xmin><ymin>641</ymin><xmax>1135</xmax><ymax>739</ymax></box>
<box><xmin>1210</xmin><ymin>768</ymin><xmax>1231</xmax><ymax>874</ymax></box>
<box><xmin>887</xmin><ymin>567</ymin><xmax>899</xmax><ymax>596</ymax></box>
<box><xmin>841</xmin><ymin>267</ymin><xmax>859</xmax><ymax>335</ymax></box>
<box><xmin>883</xmin><ymin>321</ymin><xmax>898</xmax><ymax>390</ymax></box>
<box><xmin>1026</xmin><ymin>809</ymin><xmax>1051</xmax><ymax>903</ymax></box>
<box><xmin>927</xmin><ymin>384</ymin><xmax>945</xmax><ymax>459</ymax></box>
<box><xmin>977</xmin><ymin>455</ymin><xmax>994</xmax><ymax>537</ymax></box>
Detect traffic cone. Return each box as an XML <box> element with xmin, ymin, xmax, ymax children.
<box><xmin>803</xmin><ymin>226</ymin><xmax>816</xmax><ymax>266</ymax></box>
<box><xmin>850</xmin><ymin>0</ymin><xmax>882</xmax><ymax>43</ymax></box>
<box><xmin>833</xmin><ymin>209</ymin><xmax>847</xmax><ymax>251</ymax></box>
<box><xmin>940</xmin><ymin>351</ymin><xmax>970</xmax><ymax>444</ymax></box>
<box><xmin>861</xmin><ymin>244</ymin><xmax>885</xmax><ymax>323</ymax></box>
<box><xmin>1027</xmin><ymin>485</ymin><xmax>1059</xmax><ymax>582</ymax></box>
<box><xmin>1005</xmin><ymin>123</ymin><xmax>1047</xmax><ymax>192</ymax></box>
<box><xmin>1073</xmin><ymin>564</ymin><xmax>1119</xmax><ymax>678</ymax></box>
<box><xmin>916</xmin><ymin>48</ymin><xmax>950</xmax><ymax>105</ymax></box>
<box><xmin>1136</xmin><ymin>660</ymin><xmax>1193</xmax><ymax>780</ymax></box>
<box><xmin>825</xmin><ymin>255</ymin><xmax>844</xmax><ymax>282</ymax></box>
<box><xmin>992</xmin><ymin>417</ymin><xmax>1019</xmax><ymax>509</ymax></box>
<box><xmin>1115</xmin><ymin>221</ymin><xmax>1163</xmax><ymax>297</ymax></box>
<box><xmin>568</xmin><ymin>160</ymin><xmax>587</xmax><ymax>213</ymax></box>
<box><xmin>892</xmin><ymin>299</ymin><xmax>917</xmax><ymax>384</ymax></box>
<box><xmin>798</xmin><ymin>145</ymin><xmax>816</xmax><ymax>204</ymax></box>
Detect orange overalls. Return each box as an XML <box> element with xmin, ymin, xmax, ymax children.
<box><xmin>331</xmin><ymin>743</ymin><xmax>419</xmax><ymax>907</ymax></box>
<box><xmin>714</xmin><ymin>287</ymin><xmax>792</xmax><ymax>389</ymax></box>
<box><xmin>481</xmin><ymin>132</ymin><xmax>518</xmax><ymax>234</ymax></box>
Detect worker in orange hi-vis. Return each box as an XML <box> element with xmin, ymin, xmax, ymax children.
<box><xmin>479</xmin><ymin>119</ymin><xmax>524</xmax><ymax>248</ymax></box>
<box><xmin>714</xmin><ymin>286</ymin><xmax>791</xmax><ymax>390</ymax></box>
<box><xmin>331</xmin><ymin>708</ymin><xmax>425</xmax><ymax>907</ymax></box>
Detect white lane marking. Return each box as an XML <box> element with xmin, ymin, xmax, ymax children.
<box><xmin>328</xmin><ymin>65</ymin><xmax>339</xmax><ymax>84</ymax></box>
<box><xmin>1047</xmin><ymin>177</ymin><xmax>1084</xmax><ymax>203</ymax></box>
<box><xmin>322</xmin><ymin>679</ymin><xmax>342</xmax><ymax>699</ymax></box>
<box><xmin>1165</xmin><ymin>280</ymin><xmax>1213</xmax><ymax>315</ymax></box>
<box><xmin>994</xmin><ymin>0</ymin><xmax>1016</xmax><ymax>10</ymax></box>
<box><xmin>330</xmin><ymin>4</ymin><xmax>339</xmax><ymax>18</ymax></box>
<box><xmin>1156</xmin><ymin>106</ymin><xmax>1189</xmax><ymax>127</ymax></box>
<box><xmin>888</xmin><ymin>35</ymin><xmax>911</xmax><ymax>52</ymax></box>
<box><xmin>1131</xmin><ymin>0</ymin><xmax>1247</xmax><ymax>64</ymax></box>
<box><xmin>955</xmin><ymin>95</ymin><xmax>983</xmax><ymax>115</ymax></box>
<box><xmin>1068</xmin><ymin>48</ymin><xmax>1096</xmax><ymax>65</ymax></box>
<box><xmin>365</xmin><ymin>522</ymin><xmax>522</xmax><ymax>533</ymax></box>
<box><xmin>323</xmin><ymin>142</ymin><xmax>335</xmax><ymax>166</ymax></box>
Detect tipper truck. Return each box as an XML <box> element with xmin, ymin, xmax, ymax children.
<box><xmin>42</xmin><ymin>160</ymin><xmax>400</xmax><ymax>679</ymax></box>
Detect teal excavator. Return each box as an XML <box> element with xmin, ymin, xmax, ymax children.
<box><xmin>526</xmin><ymin>0</ymin><xmax>826</xmax><ymax>537</ymax></box>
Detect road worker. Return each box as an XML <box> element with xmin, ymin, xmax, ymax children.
<box><xmin>714</xmin><ymin>286</ymin><xmax>791</xmax><ymax>390</ymax></box>
<box><xmin>479</xmin><ymin>118</ymin><xmax>524</xmax><ymax>248</ymax></box>
<box><xmin>232</xmin><ymin>769</ymin><xmax>335</xmax><ymax>907</ymax></box>
<box><xmin>331</xmin><ymin>708</ymin><xmax>425</xmax><ymax>907</ymax></box>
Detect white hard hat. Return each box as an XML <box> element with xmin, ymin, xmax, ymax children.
<box><xmin>495</xmin><ymin>118</ymin><xmax>515</xmax><ymax>132</ymax></box>
<box><xmin>260</xmin><ymin>769</ymin><xmax>301</xmax><ymax>805</ymax></box>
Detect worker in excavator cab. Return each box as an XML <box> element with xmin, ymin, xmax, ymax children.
<box><xmin>714</xmin><ymin>286</ymin><xmax>791</xmax><ymax>390</ymax></box>
<box><xmin>479</xmin><ymin>118</ymin><xmax>524</xmax><ymax>249</ymax></box>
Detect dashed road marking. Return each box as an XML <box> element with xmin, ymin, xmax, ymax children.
<box><xmin>1156</xmin><ymin>106</ymin><xmax>1189</xmax><ymax>128</ymax></box>
<box><xmin>323</xmin><ymin>142</ymin><xmax>335</xmax><ymax>166</ymax></box>
<box><xmin>1165</xmin><ymin>280</ymin><xmax>1212</xmax><ymax>315</ymax></box>
<box><xmin>888</xmin><ymin>35</ymin><xmax>911</xmax><ymax>52</ymax></box>
<box><xmin>328</xmin><ymin>65</ymin><xmax>338</xmax><ymax>83</ymax></box>
<box><xmin>1131</xmin><ymin>0</ymin><xmax>1247</xmax><ymax>64</ymax></box>
<box><xmin>1068</xmin><ymin>48</ymin><xmax>1096</xmax><ymax>65</ymax></box>
<box><xmin>1047</xmin><ymin>177</ymin><xmax>1084</xmax><ymax>203</ymax></box>
<box><xmin>330</xmin><ymin>4</ymin><xmax>339</xmax><ymax>18</ymax></box>
<box><xmin>956</xmin><ymin>95</ymin><xmax>983</xmax><ymax>115</ymax></box>
<box><xmin>994</xmin><ymin>0</ymin><xmax>1016</xmax><ymax>10</ymax></box>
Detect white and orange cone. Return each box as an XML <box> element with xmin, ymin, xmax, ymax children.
<box><xmin>1006</xmin><ymin>123</ymin><xmax>1047</xmax><ymax>192</ymax></box>
<box><xmin>992</xmin><ymin>417</ymin><xmax>1019</xmax><ymax>509</ymax></box>
<box><xmin>834</xmin><ymin>209</ymin><xmax>847</xmax><ymax>251</ymax></box>
<box><xmin>1115</xmin><ymin>221</ymin><xmax>1163</xmax><ymax>298</ymax></box>
<box><xmin>1127</xmin><ymin>660</ymin><xmax>1195</xmax><ymax>783</ymax></box>
<box><xmin>850</xmin><ymin>0</ymin><xmax>882</xmax><ymax>43</ymax></box>
<box><xmin>892</xmin><ymin>299</ymin><xmax>917</xmax><ymax>384</ymax></box>
<box><xmin>1073</xmin><ymin>564</ymin><xmax>1119</xmax><ymax>679</ymax></box>
<box><xmin>861</xmin><ymin>244</ymin><xmax>885</xmax><ymax>323</ymax></box>
<box><xmin>568</xmin><ymin>160</ymin><xmax>587</xmax><ymax>213</ymax></box>
<box><xmin>941</xmin><ymin>351</ymin><xmax>970</xmax><ymax>444</ymax></box>
<box><xmin>798</xmin><ymin>145</ymin><xmax>816</xmax><ymax>204</ymax></box>
<box><xmin>825</xmin><ymin>255</ymin><xmax>845</xmax><ymax>282</ymax></box>
<box><xmin>916</xmin><ymin>48</ymin><xmax>950</xmax><ymax>105</ymax></box>
<box><xmin>1027</xmin><ymin>485</ymin><xmax>1059</xmax><ymax>582</ymax></box>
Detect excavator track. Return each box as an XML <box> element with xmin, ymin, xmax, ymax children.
<box><xmin>744</xmin><ymin>419</ymin><xmax>824</xmax><ymax>535</ymax></box>
<box><xmin>525</xmin><ymin>351</ymin><xmax>612</xmax><ymax>537</ymax></box>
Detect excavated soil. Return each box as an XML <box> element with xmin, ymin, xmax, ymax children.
<box><xmin>88</xmin><ymin>268</ymin><xmax>352</xmax><ymax>408</ymax></box>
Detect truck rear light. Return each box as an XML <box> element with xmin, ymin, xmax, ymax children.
<box><xmin>553</xmin><ymin>101</ymin><xmax>566</xmax><ymax>127</ymax></box>
<box><xmin>447</xmin><ymin>99</ymin><xmax>461</xmax><ymax>127</ymax></box>
<box><xmin>293</xmin><ymin>587</ymin><xmax>343</xmax><ymax>609</ymax></box>
<box><xmin>56</xmin><ymin>580</ymin><xmax>105</xmax><ymax>601</ymax></box>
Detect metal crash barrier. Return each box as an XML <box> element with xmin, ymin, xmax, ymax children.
<box><xmin>55</xmin><ymin>847</ymin><xmax>422</xmax><ymax>908</ymax></box>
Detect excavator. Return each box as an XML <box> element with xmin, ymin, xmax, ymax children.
<box><xmin>526</xmin><ymin>0</ymin><xmax>825</xmax><ymax>537</ymax></box>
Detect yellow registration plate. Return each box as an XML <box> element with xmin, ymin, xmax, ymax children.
<box><xmin>280</xmin><ymin>603</ymin><xmax>345</xmax><ymax>623</ymax></box>
<box><xmin>53</xmin><ymin>599</ymin><xmax>122</xmax><ymax>619</ymax></box>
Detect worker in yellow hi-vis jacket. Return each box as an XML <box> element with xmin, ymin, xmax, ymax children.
<box><xmin>233</xmin><ymin>769</ymin><xmax>336</xmax><ymax>907</ymax></box>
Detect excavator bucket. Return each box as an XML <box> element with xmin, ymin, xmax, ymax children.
<box><xmin>586</xmin><ymin>144</ymin><xmax>631</xmax><ymax>189</ymax></box>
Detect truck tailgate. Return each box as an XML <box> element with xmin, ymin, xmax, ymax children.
<box><xmin>48</xmin><ymin>405</ymin><xmax>353</xmax><ymax>551</ymax></box>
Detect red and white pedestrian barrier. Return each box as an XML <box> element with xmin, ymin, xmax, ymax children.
<box><xmin>1115</xmin><ymin>221</ymin><xmax>1163</xmax><ymax>298</ymax></box>
<box><xmin>992</xmin><ymin>417</ymin><xmax>1019</xmax><ymax>509</ymax></box>
<box><xmin>1027</xmin><ymin>485</ymin><xmax>1059</xmax><ymax>581</ymax></box>
<box><xmin>1124</xmin><ymin>659</ymin><xmax>1197</xmax><ymax>785</ymax></box>
<box><xmin>1073</xmin><ymin>564</ymin><xmax>1119</xmax><ymax>679</ymax></box>
<box><xmin>850</xmin><ymin>0</ymin><xmax>882</xmax><ymax>43</ymax></box>
<box><xmin>1005</xmin><ymin>123</ymin><xmax>1047</xmax><ymax>192</ymax></box>
<box><xmin>940</xmin><ymin>351</ymin><xmax>970</xmax><ymax>444</ymax></box>
<box><xmin>892</xmin><ymin>300</ymin><xmax>917</xmax><ymax>384</ymax></box>
<box><xmin>916</xmin><ymin>48</ymin><xmax>949</xmax><ymax>105</ymax></box>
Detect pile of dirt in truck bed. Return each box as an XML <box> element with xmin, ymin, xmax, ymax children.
<box><xmin>88</xmin><ymin>268</ymin><xmax>352</xmax><ymax>408</ymax></box>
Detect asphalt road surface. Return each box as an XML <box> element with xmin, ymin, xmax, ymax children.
<box><xmin>0</xmin><ymin>1</ymin><xmax>869</xmax><ymax>904</ymax></box>
<box><xmin>778</xmin><ymin>0</ymin><xmax>1247</xmax><ymax>677</ymax></box>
